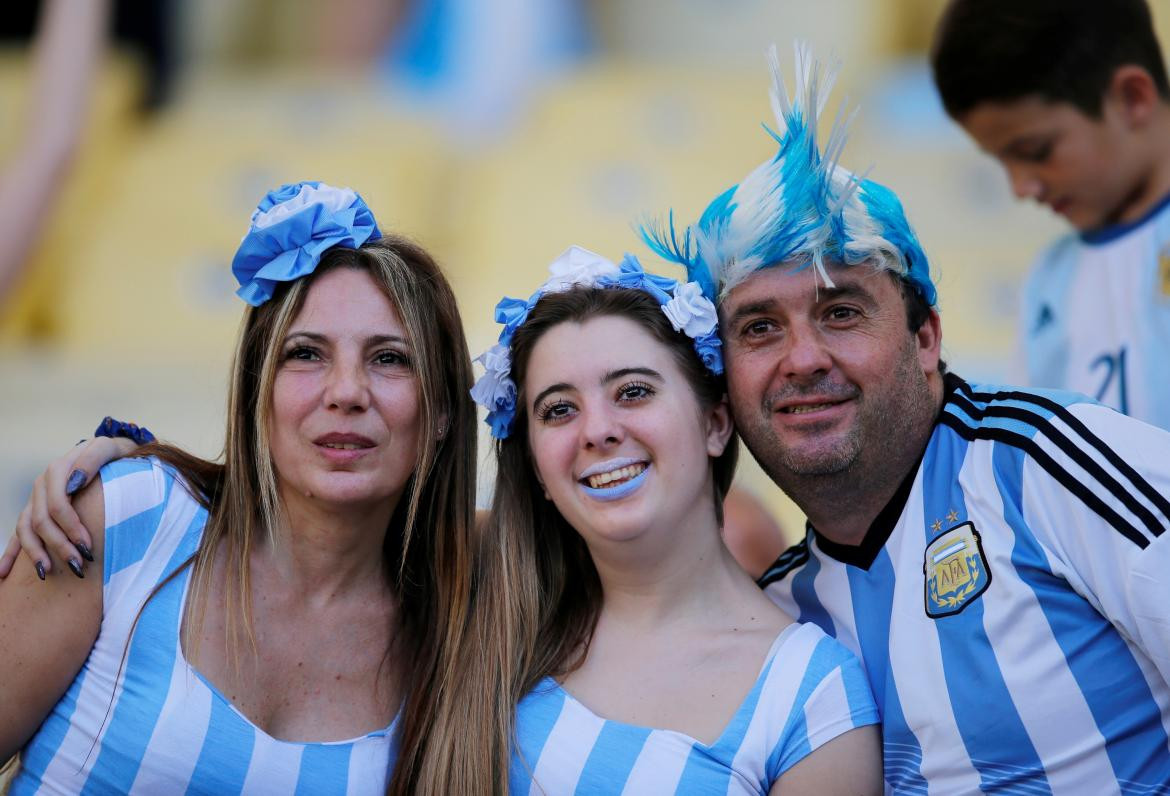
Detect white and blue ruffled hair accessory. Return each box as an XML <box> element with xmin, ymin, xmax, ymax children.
<box><xmin>640</xmin><ymin>43</ymin><xmax>936</xmax><ymax>307</ymax></box>
<box><xmin>470</xmin><ymin>246</ymin><xmax>724</xmax><ymax>439</ymax></box>
<box><xmin>231</xmin><ymin>181</ymin><xmax>382</xmax><ymax>306</ymax></box>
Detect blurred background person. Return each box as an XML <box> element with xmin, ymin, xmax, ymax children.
<box><xmin>933</xmin><ymin>0</ymin><xmax>1170</xmax><ymax>430</ymax></box>
<box><xmin>0</xmin><ymin>0</ymin><xmax>111</xmax><ymax>304</ymax></box>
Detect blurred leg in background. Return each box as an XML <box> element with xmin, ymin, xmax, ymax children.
<box><xmin>0</xmin><ymin>0</ymin><xmax>111</xmax><ymax>304</ymax></box>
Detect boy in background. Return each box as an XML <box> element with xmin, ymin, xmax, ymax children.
<box><xmin>932</xmin><ymin>0</ymin><xmax>1170</xmax><ymax>430</ymax></box>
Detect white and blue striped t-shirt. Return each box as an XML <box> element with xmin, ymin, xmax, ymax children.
<box><xmin>12</xmin><ymin>457</ymin><xmax>397</xmax><ymax>795</ymax></box>
<box><xmin>509</xmin><ymin>621</ymin><xmax>878</xmax><ymax>795</ymax></box>
<box><xmin>762</xmin><ymin>375</ymin><xmax>1170</xmax><ymax>795</ymax></box>
<box><xmin>1020</xmin><ymin>191</ymin><xmax>1170</xmax><ymax>431</ymax></box>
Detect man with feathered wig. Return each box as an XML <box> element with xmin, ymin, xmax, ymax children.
<box><xmin>641</xmin><ymin>44</ymin><xmax>1170</xmax><ymax>794</ymax></box>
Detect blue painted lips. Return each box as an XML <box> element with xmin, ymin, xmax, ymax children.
<box><xmin>580</xmin><ymin>466</ymin><xmax>649</xmax><ymax>502</ymax></box>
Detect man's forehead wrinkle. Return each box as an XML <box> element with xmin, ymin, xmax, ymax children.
<box><xmin>724</xmin><ymin>269</ymin><xmax>878</xmax><ymax>316</ymax></box>
<box><xmin>816</xmin><ymin>282</ymin><xmax>877</xmax><ymax>304</ymax></box>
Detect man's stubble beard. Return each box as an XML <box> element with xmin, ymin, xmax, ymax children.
<box><xmin>736</xmin><ymin>338</ymin><xmax>935</xmax><ymax>499</ymax></box>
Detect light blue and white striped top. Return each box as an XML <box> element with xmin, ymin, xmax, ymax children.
<box><xmin>762</xmin><ymin>375</ymin><xmax>1170</xmax><ymax>795</ymax></box>
<box><xmin>1019</xmin><ymin>190</ymin><xmax>1170</xmax><ymax>431</ymax></box>
<box><xmin>12</xmin><ymin>457</ymin><xmax>397</xmax><ymax>795</ymax></box>
<box><xmin>509</xmin><ymin>621</ymin><xmax>878</xmax><ymax>795</ymax></box>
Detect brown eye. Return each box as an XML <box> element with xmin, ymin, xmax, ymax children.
<box><xmin>743</xmin><ymin>319</ymin><xmax>776</xmax><ymax>337</ymax></box>
<box><xmin>286</xmin><ymin>346</ymin><xmax>320</xmax><ymax>361</ymax></box>
<box><xmin>826</xmin><ymin>306</ymin><xmax>859</xmax><ymax>322</ymax></box>
<box><xmin>536</xmin><ymin>400</ymin><xmax>575</xmax><ymax>424</ymax></box>
<box><xmin>617</xmin><ymin>382</ymin><xmax>654</xmax><ymax>402</ymax></box>
<box><xmin>375</xmin><ymin>349</ymin><xmax>411</xmax><ymax>367</ymax></box>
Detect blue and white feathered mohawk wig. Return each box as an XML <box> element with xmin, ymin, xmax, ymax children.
<box><xmin>640</xmin><ymin>43</ymin><xmax>937</xmax><ymax>307</ymax></box>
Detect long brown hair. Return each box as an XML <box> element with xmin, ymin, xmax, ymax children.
<box><xmin>138</xmin><ymin>235</ymin><xmax>476</xmax><ymax>794</ymax></box>
<box><xmin>414</xmin><ymin>287</ymin><xmax>739</xmax><ymax>793</ymax></box>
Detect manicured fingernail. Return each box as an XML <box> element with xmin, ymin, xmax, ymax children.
<box><xmin>68</xmin><ymin>558</ymin><xmax>84</xmax><ymax>578</ymax></box>
<box><xmin>66</xmin><ymin>469</ymin><xmax>87</xmax><ymax>495</ymax></box>
<box><xmin>35</xmin><ymin>561</ymin><xmax>46</xmax><ymax>581</ymax></box>
<box><xmin>76</xmin><ymin>542</ymin><xmax>94</xmax><ymax>562</ymax></box>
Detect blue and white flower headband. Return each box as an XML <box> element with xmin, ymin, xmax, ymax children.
<box><xmin>471</xmin><ymin>246</ymin><xmax>724</xmax><ymax>440</ymax></box>
<box><xmin>232</xmin><ymin>180</ymin><xmax>382</xmax><ymax>306</ymax></box>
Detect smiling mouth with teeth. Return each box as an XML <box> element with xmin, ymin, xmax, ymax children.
<box><xmin>321</xmin><ymin>442</ymin><xmax>370</xmax><ymax>450</ymax></box>
<box><xmin>781</xmin><ymin>402</ymin><xmax>838</xmax><ymax>414</ymax></box>
<box><xmin>584</xmin><ymin>463</ymin><xmax>647</xmax><ymax>489</ymax></box>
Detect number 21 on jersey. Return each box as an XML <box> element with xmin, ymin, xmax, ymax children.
<box><xmin>1091</xmin><ymin>346</ymin><xmax>1128</xmax><ymax>416</ymax></box>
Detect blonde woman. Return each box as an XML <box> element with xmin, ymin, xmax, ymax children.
<box><xmin>0</xmin><ymin>182</ymin><xmax>477</xmax><ymax>794</ymax></box>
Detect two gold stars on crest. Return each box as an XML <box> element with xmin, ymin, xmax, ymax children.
<box><xmin>930</xmin><ymin>510</ymin><xmax>961</xmax><ymax>533</ymax></box>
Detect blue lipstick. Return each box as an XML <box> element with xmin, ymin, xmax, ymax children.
<box><xmin>580</xmin><ymin>466</ymin><xmax>649</xmax><ymax>502</ymax></box>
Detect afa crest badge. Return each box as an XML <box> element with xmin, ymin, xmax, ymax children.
<box><xmin>924</xmin><ymin>522</ymin><xmax>991</xmax><ymax>618</ymax></box>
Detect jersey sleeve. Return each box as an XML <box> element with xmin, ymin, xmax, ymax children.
<box><xmin>766</xmin><ymin>630</ymin><xmax>879</xmax><ymax>781</ymax></box>
<box><xmin>1019</xmin><ymin>402</ymin><xmax>1170</xmax><ymax>683</ymax></box>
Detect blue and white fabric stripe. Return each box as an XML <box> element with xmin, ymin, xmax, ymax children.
<box><xmin>511</xmin><ymin>621</ymin><xmax>877</xmax><ymax>794</ymax></box>
<box><xmin>921</xmin><ymin>426</ymin><xmax>1051</xmax><ymax>794</ymax></box>
<box><xmin>12</xmin><ymin>457</ymin><xmax>396</xmax><ymax>795</ymax></box>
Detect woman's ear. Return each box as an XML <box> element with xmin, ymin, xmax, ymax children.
<box><xmin>705</xmin><ymin>396</ymin><xmax>735</xmax><ymax>458</ymax></box>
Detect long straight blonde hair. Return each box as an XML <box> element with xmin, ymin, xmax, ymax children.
<box><xmin>139</xmin><ymin>235</ymin><xmax>477</xmax><ymax>793</ymax></box>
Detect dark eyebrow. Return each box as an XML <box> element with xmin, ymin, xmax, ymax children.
<box><xmin>815</xmin><ymin>284</ymin><xmax>877</xmax><ymax>305</ymax></box>
<box><xmin>367</xmin><ymin>334</ymin><xmax>412</xmax><ymax>349</ymax></box>
<box><xmin>724</xmin><ymin>299</ymin><xmax>778</xmax><ymax>329</ymax></box>
<box><xmin>602</xmin><ymin>367</ymin><xmax>662</xmax><ymax>384</ymax></box>
<box><xmin>529</xmin><ymin>367</ymin><xmax>663</xmax><ymax>411</ymax></box>
<box><xmin>284</xmin><ymin>331</ymin><xmax>412</xmax><ymax>349</ymax></box>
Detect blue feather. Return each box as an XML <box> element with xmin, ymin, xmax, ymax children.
<box><xmin>637</xmin><ymin>43</ymin><xmax>937</xmax><ymax>307</ymax></box>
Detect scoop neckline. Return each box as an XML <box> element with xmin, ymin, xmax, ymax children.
<box><xmin>170</xmin><ymin>550</ymin><xmax>400</xmax><ymax>747</ymax></box>
<box><xmin>546</xmin><ymin>621</ymin><xmax>803</xmax><ymax>750</ymax></box>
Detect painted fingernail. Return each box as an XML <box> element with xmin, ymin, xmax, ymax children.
<box><xmin>76</xmin><ymin>542</ymin><xmax>94</xmax><ymax>562</ymax></box>
<box><xmin>65</xmin><ymin>469</ymin><xmax>87</xmax><ymax>496</ymax></box>
<box><xmin>35</xmin><ymin>561</ymin><xmax>46</xmax><ymax>581</ymax></box>
<box><xmin>68</xmin><ymin>558</ymin><xmax>84</xmax><ymax>578</ymax></box>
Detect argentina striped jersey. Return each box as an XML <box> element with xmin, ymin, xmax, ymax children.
<box><xmin>1020</xmin><ymin>191</ymin><xmax>1170</xmax><ymax>431</ymax></box>
<box><xmin>509</xmin><ymin>621</ymin><xmax>878</xmax><ymax>794</ymax></box>
<box><xmin>761</xmin><ymin>374</ymin><xmax>1170</xmax><ymax>795</ymax></box>
<box><xmin>12</xmin><ymin>457</ymin><xmax>397</xmax><ymax>795</ymax></box>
